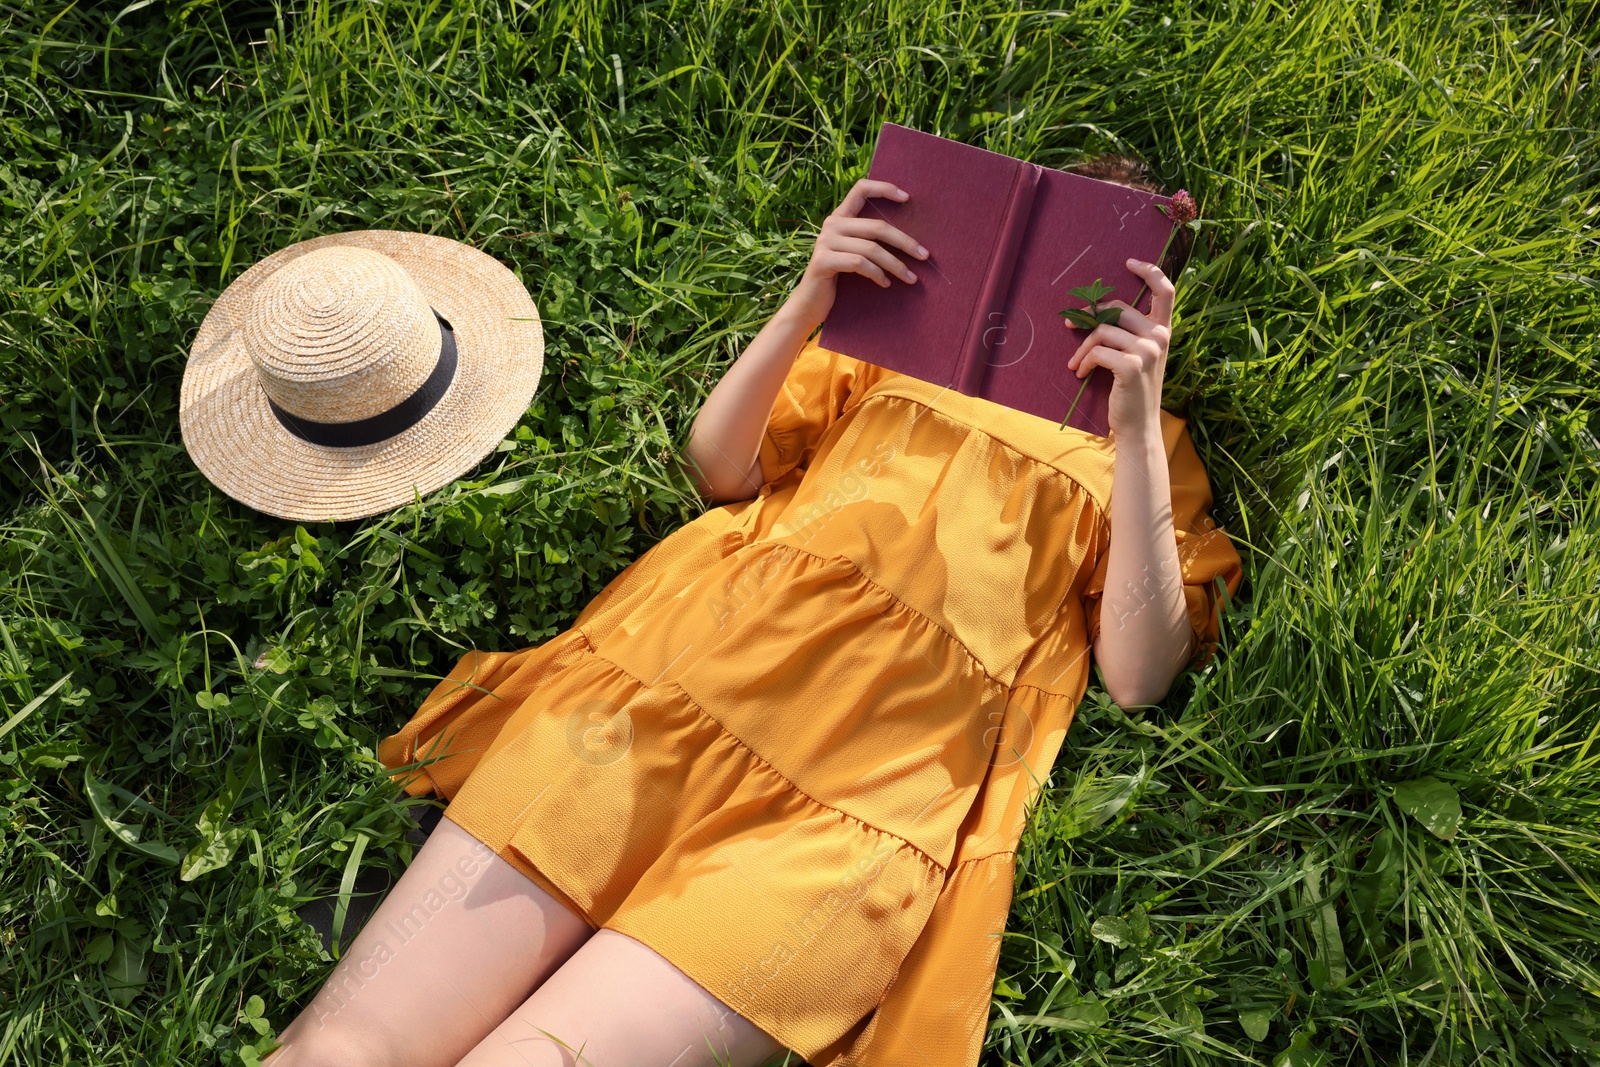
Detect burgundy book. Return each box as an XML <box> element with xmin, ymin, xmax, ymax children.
<box><xmin>817</xmin><ymin>122</ymin><xmax>1177</xmax><ymax>436</ymax></box>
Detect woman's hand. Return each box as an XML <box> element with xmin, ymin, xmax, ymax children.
<box><xmin>783</xmin><ymin>178</ymin><xmax>928</xmax><ymax>330</ymax></box>
<box><xmin>1065</xmin><ymin>258</ymin><xmax>1175</xmax><ymax>440</ymax></box>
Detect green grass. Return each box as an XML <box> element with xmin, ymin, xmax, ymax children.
<box><xmin>2</xmin><ymin>0</ymin><xmax>1597</xmax><ymax>1063</ymax></box>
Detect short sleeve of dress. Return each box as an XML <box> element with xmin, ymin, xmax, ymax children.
<box><xmin>756</xmin><ymin>338</ymin><xmax>870</xmax><ymax>485</ymax></box>
<box><xmin>1083</xmin><ymin>411</ymin><xmax>1244</xmax><ymax>672</ymax></box>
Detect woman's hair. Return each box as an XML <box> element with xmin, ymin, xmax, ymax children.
<box><xmin>1062</xmin><ymin>154</ymin><xmax>1194</xmax><ymax>280</ymax></box>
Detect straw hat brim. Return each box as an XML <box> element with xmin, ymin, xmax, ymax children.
<box><xmin>180</xmin><ymin>230</ymin><xmax>543</xmax><ymax>522</ymax></box>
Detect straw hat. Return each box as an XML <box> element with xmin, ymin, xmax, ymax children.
<box><xmin>180</xmin><ymin>230</ymin><xmax>543</xmax><ymax>521</ymax></box>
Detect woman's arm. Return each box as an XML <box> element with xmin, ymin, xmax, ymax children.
<box><xmin>1096</xmin><ymin>420</ymin><xmax>1192</xmax><ymax>706</ymax></box>
<box><xmin>679</xmin><ymin>298</ymin><xmax>819</xmax><ymax>503</ymax></box>
<box><xmin>1069</xmin><ymin>260</ymin><xmax>1193</xmax><ymax>706</ymax></box>
<box><xmin>683</xmin><ymin>179</ymin><xmax>926</xmax><ymax>504</ymax></box>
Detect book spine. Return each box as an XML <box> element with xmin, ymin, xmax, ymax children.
<box><xmin>955</xmin><ymin>161</ymin><xmax>1041</xmax><ymax>395</ymax></box>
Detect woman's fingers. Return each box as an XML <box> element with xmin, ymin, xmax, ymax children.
<box><xmin>1070</xmin><ymin>344</ymin><xmax>1143</xmax><ymax>380</ymax></box>
<box><xmin>816</xmin><ymin>248</ymin><xmax>892</xmax><ymax>288</ymax></box>
<box><xmin>827</xmin><ymin>235</ymin><xmax>917</xmax><ymax>284</ymax></box>
<box><xmin>827</xmin><ymin>215</ymin><xmax>928</xmax><ymax>261</ymax></box>
<box><xmin>834</xmin><ymin>179</ymin><xmax>909</xmax><ymax>219</ymax></box>
<box><xmin>1125</xmin><ymin>258</ymin><xmax>1175</xmax><ymax>327</ymax></box>
<box><xmin>1097</xmin><ymin>299</ymin><xmax>1170</xmax><ymax>343</ymax></box>
<box><xmin>1066</xmin><ymin>321</ymin><xmax>1159</xmax><ymax>368</ymax></box>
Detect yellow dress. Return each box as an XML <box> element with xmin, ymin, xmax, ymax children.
<box><xmin>377</xmin><ymin>339</ymin><xmax>1244</xmax><ymax>1067</ymax></box>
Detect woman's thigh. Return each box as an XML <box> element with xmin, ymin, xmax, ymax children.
<box><xmin>456</xmin><ymin>929</ymin><xmax>792</xmax><ymax>1067</ymax></box>
<box><xmin>265</xmin><ymin>816</ymin><xmax>595</xmax><ymax>1067</ymax></box>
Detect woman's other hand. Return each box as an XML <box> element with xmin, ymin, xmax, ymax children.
<box><xmin>784</xmin><ymin>179</ymin><xmax>928</xmax><ymax>330</ymax></box>
<box><xmin>1064</xmin><ymin>258</ymin><xmax>1174</xmax><ymax>440</ymax></box>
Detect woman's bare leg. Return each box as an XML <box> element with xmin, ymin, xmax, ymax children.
<box><xmin>263</xmin><ymin>816</ymin><xmax>595</xmax><ymax>1067</ymax></box>
<box><xmin>455</xmin><ymin>929</ymin><xmax>792</xmax><ymax>1067</ymax></box>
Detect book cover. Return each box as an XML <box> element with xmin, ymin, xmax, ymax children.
<box><xmin>817</xmin><ymin>123</ymin><xmax>1177</xmax><ymax>436</ymax></box>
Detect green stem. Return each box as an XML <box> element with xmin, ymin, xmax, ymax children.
<box><xmin>1058</xmin><ymin>371</ymin><xmax>1093</xmax><ymax>430</ymax></box>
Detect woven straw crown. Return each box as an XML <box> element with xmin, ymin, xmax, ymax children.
<box><xmin>242</xmin><ymin>246</ymin><xmax>443</xmax><ymax>424</ymax></box>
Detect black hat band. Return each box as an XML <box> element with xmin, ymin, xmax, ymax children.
<box><xmin>267</xmin><ymin>309</ymin><xmax>458</xmax><ymax>448</ymax></box>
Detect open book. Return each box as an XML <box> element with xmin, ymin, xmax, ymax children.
<box><xmin>817</xmin><ymin>123</ymin><xmax>1178</xmax><ymax>436</ymax></box>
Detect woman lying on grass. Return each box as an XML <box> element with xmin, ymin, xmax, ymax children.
<box><xmin>263</xmin><ymin>156</ymin><xmax>1242</xmax><ymax>1067</ymax></box>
